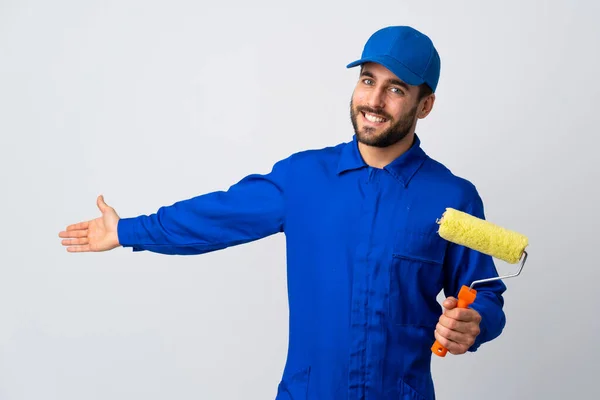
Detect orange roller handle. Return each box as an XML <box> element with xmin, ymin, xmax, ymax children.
<box><xmin>431</xmin><ymin>285</ymin><xmax>477</xmax><ymax>357</ymax></box>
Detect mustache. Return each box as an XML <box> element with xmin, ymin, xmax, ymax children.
<box><xmin>355</xmin><ymin>106</ymin><xmax>393</xmax><ymax>121</ymax></box>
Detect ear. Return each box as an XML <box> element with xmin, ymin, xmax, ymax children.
<box><xmin>418</xmin><ymin>93</ymin><xmax>435</xmax><ymax>119</ymax></box>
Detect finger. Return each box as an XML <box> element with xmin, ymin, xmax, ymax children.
<box><xmin>97</xmin><ymin>195</ymin><xmax>109</xmax><ymax>213</ymax></box>
<box><xmin>435</xmin><ymin>322</ymin><xmax>474</xmax><ymax>346</ymax></box>
<box><xmin>61</xmin><ymin>238</ymin><xmax>89</xmax><ymax>246</ymax></box>
<box><xmin>66</xmin><ymin>244</ymin><xmax>91</xmax><ymax>253</ymax></box>
<box><xmin>64</xmin><ymin>221</ymin><xmax>89</xmax><ymax>232</ymax></box>
<box><xmin>443</xmin><ymin>297</ymin><xmax>458</xmax><ymax>309</ymax></box>
<box><xmin>439</xmin><ymin>314</ymin><xmax>481</xmax><ymax>339</ymax></box>
<box><xmin>433</xmin><ymin>329</ymin><xmax>467</xmax><ymax>355</ymax></box>
<box><xmin>444</xmin><ymin>307</ymin><xmax>481</xmax><ymax>323</ymax></box>
<box><xmin>58</xmin><ymin>229</ymin><xmax>88</xmax><ymax>239</ymax></box>
<box><xmin>438</xmin><ymin>314</ymin><xmax>471</xmax><ymax>334</ymax></box>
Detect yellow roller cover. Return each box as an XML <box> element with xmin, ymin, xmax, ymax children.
<box><xmin>437</xmin><ymin>208</ymin><xmax>528</xmax><ymax>264</ymax></box>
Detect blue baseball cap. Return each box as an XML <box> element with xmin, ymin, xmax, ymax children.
<box><xmin>346</xmin><ymin>26</ymin><xmax>441</xmax><ymax>92</ymax></box>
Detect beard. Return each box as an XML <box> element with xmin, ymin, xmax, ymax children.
<box><xmin>350</xmin><ymin>99</ymin><xmax>418</xmax><ymax>148</ymax></box>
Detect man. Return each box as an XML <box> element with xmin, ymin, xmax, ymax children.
<box><xmin>59</xmin><ymin>26</ymin><xmax>506</xmax><ymax>399</ymax></box>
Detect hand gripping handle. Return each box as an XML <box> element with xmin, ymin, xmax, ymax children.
<box><xmin>431</xmin><ymin>285</ymin><xmax>477</xmax><ymax>357</ymax></box>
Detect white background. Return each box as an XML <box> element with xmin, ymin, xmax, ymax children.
<box><xmin>1</xmin><ymin>0</ymin><xmax>598</xmax><ymax>398</ymax></box>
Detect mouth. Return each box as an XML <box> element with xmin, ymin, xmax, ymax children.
<box><xmin>361</xmin><ymin>111</ymin><xmax>388</xmax><ymax>125</ymax></box>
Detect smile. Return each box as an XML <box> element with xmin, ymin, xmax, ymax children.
<box><xmin>362</xmin><ymin>112</ymin><xmax>387</xmax><ymax>123</ymax></box>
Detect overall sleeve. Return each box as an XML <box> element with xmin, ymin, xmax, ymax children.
<box><xmin>116</xmin><ymin>156</ymin><xmax>290</xmax><ymax>255</ymax></box>
<box><xmin>442</xmin><ymin>194</ymin><xmax>507</xmax><ymax>352</ymax></box>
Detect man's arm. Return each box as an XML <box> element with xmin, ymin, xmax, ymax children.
<box><xmin>118</xmin><ymin>156</ymin><xmax>290</xmax><ymax>255</ymax></box>
<box><xmin>60</xmin><ymin>156</ymin><xmax>291</xmax><ymax>255</ymax></box>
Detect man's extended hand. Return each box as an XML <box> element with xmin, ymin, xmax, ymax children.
<box><xmin>433</xmin><ymin>297</ymin><xmax>482</xmax><ymax>355</ymax></box>
<box><xmin>58</xmin><ymin>195</ymin><xmax>121</xmax><ymax>252</ymax></box>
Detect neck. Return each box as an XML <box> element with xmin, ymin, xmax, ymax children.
<box><xmin>358</xmin><ymin>132</ymin><xmax>415</xmax><ymax>169</ymax></box>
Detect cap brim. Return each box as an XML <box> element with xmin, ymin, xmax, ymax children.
<box><xmin>346</xmin><ymin>55</ymin><xmax>424</xmax><ymax>86</ymax></box>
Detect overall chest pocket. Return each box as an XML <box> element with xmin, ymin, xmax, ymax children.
<box><xmin>389</xmin><ymin>230</ymin><xmax>446</xmax><ymax>327</ymax></box>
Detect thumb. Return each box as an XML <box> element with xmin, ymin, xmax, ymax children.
<box><xmin>97</xmin><ymin>195</ymin><xmax>109</xmax><ymax>213</ymax></box>
<box><xmin>443</xmin><ymin>297</ymin><xmax>458</xmax><ymax>310</ymax></box>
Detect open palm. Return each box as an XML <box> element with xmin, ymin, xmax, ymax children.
<box><xmin>59</xmin><ymin>195</ymin><xmax>121</xmax><ymax>252</ymax></box>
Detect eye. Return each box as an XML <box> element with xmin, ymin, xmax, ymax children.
<box><xmin>390</xmin><ymin>87</ymin><xmax>404</xmax><ymax>95</ymax></box>
<box><xmin>362</xmin><ymin>78</ymin><xmax>374</xmax><ymax>85</ymax></box>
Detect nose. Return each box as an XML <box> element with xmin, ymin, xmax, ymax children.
<box><xmin>366</xmin><ymin>86</ymin><xmax>386</xmax><ymax>109</ymax></box>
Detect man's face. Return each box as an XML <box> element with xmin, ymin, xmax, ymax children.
<box><xmin>350</xmin><ymin>62</ymin><xmax>422</xmax><ymax>148</ymax></box>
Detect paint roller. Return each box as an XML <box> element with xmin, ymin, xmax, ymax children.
<box><xmin>431</xmin><ymin>207</ymin><xmax>529</xmax><ymax>357</ymax></box>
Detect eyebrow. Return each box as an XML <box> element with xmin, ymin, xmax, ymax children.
<box><xmin>361</xmin><ymin>70</ymin><xmax>411</xmax><ymax>91</ymax></box>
